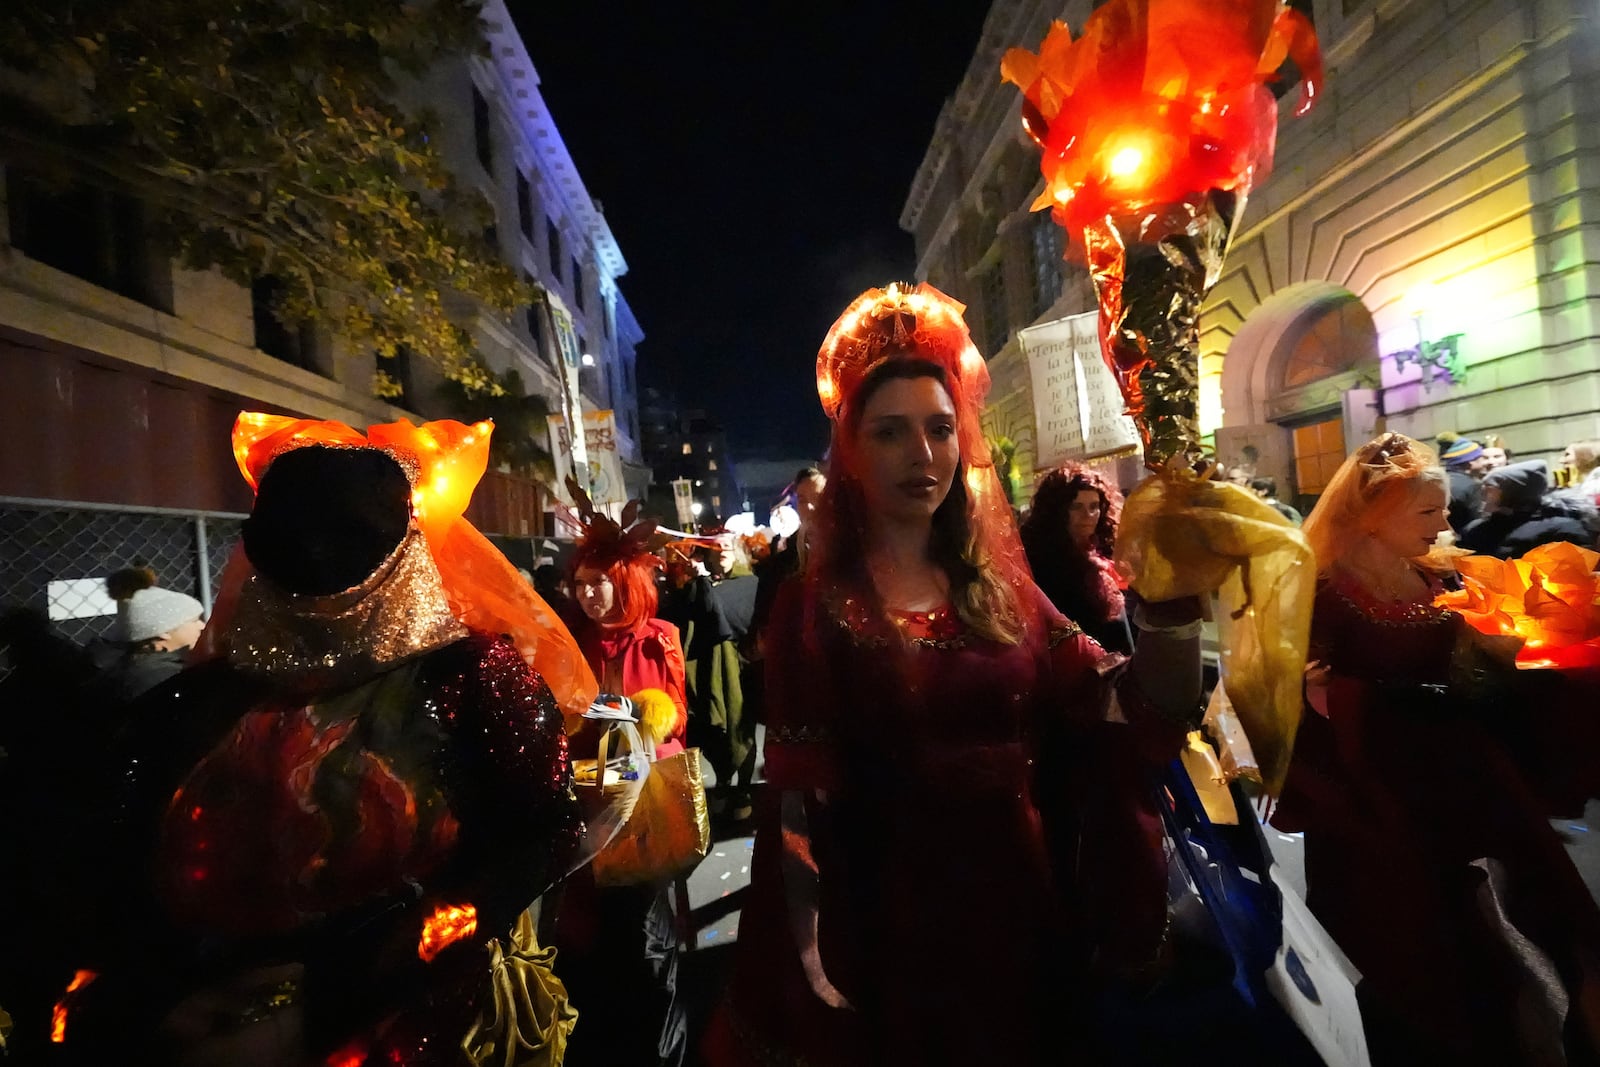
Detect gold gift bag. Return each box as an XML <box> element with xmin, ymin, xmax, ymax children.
<box><xmin>592</xmin><ymin>748</ymin><xmax>711</xmax><ymax>887</ymax></box>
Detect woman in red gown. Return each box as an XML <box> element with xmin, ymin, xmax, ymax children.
<box><xmin>1274</xmin><ymin>432</ymin><xmax>1600</xmax><ymax>1064</ymax></box>
<box><xmin>703</xmin><ymin>283</ymin><xmax>1202</xmax><ymax>1066</ymax></box>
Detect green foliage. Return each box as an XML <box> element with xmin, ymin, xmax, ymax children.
<box><xmin>0</xmin><ymin>0</ymin><xmax>529</xmax><ymax>395</ymax></box>
<box><xmin>435</xmin><ymin>366</ymin><xmax>554</xmax><ymax>479</ymax></box>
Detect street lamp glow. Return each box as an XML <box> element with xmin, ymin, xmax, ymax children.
<box><xmin>691</xmin><ymin>502</ymin><xmax>704</xmax><ymax>517</ymax></box>
<box><xmin>581</xmin><ymin>352</ymin><xmax>596</xmax><ymax>367</ymax></box>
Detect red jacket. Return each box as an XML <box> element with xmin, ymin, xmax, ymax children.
<box><xmin>579</xmin><ymin>617</ymin><xmax>688</xmax><ymax>759</ymax></box>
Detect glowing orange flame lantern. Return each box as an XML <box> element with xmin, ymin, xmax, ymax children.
<box><xmin>1436</xmin><ymin>542</ymin><xmax>1600</xmax><ymax>670</ymax></box>
<box><xmin>418</xmin><ymin>901</ymin><xmax>478</xmax><ymax>962</ymax></box>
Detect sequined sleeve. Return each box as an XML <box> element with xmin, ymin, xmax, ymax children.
<box><xmin>430</xmin><ymin>633</ymin><xmax>582</xmax><ymax>930</ymax></box>
<box><xmin>761</xmin><ymin>581</ymin><xmax>841</xmax><ymax>791</ymax></box>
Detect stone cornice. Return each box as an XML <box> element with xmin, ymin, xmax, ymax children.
<box><xmin>476</xmin><ymin>0</ymin><xmax>627</xmax><ymax>283</ymax></box>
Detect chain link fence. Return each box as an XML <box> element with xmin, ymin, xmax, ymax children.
<box><xmin>0</xmin><ymin>497</ymin><xmax>243</xmax><ymax>682</ymax></box>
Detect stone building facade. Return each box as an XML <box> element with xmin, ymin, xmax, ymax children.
<box><xmin>0</xmin><ymin>0</ymin><xmax>646</xmax><ymax>520</ymax></box>
<box><xmin>904</xmin><ymin>0</ymin><xmax>1600</xmax><ymax>506</ymax></box>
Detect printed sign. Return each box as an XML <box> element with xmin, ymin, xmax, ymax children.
<box><xmin>1020</xmin><ymin>312</ymin><xmax>1140</xmax><ymax>467</ymax></box>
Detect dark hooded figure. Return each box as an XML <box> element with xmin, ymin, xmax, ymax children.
<box><xmin>56</xmin><ymin>429</ymin><xmax>581</xmax><ymax>1067</ymax></box>
<box><xmin>1459</xmin><ymin>459</ymin><xmax>1597</xmax><ymax>558</ymax></box>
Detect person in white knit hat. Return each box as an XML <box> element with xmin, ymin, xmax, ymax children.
<box><xmin>94</xmin><ymin>568</ymin><xmax>205</xmax><ymax>701</ymax></box>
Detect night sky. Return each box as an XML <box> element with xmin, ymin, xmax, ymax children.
<box><xmin>511</xmin><ymin>3</ymin><xmax>994</xmax><ymax>462</ymax></box>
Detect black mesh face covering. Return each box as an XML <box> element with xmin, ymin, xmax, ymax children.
<box><xmin>242</xmin><ymin>446</ymin><xmax>412</xmax><ymax>596</ymax></box>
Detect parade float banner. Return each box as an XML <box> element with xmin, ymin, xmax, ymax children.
<box><xmin>1020</xmin><ymin>312</ymin><xmax>1141</xmax><ymax>468</ymax></box>
<box><xmin>671</xmin><ymin>478</ymin><xmax>695</xmax><ymax>528</ymax></box>
<box><xmin>548</xmin><ymin>410</ymin><xmax>627</xmax><ymax>520</ymax></box>
<box><xmin>546</xmin><ymin>293</ymin><xmax>589</xmax><ymax>483</ymax></box>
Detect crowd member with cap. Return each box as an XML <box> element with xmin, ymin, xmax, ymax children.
<box><xmin>1437</xmin><ymin>431</ymin><xmax>1485</xmax><ymax>533</ymax></box>
<box><xmin>1459</xmin><ymin>459</ymin><xmax>1598</xmax><ymax>558</ymax></box>
<box><xmin>90</xmin><ymin>567</ymin><xmax>206</xmax><ymax>702</ymax></box>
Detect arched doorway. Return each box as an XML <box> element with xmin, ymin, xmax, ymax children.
<box><xmin>1217</xmin><ymin>283</ymin><xmax>1380</xmax><ymax>508</ymax></box>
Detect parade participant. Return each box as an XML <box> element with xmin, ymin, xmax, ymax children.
<box><xmin>568</xmin><ymin>495</ymin><xmax>687</xmax><ymax>759</ymax></box>
<box><xmin>1274</xmin><ymin>432</ymin><xmax>1600</xmax><ymax>1064</ymax></box>
<box><xmin>704</xmin><ymin>282</ymin><xmax>1201</xmax><ymax>1067</ymax></box>
<box><xmin>1021</xmin><ymin>463</ymin><xmax>1134</xmax><ymax>654</ymax></box>
<box><xmin>556</xmin><ymin>488</ymin><xmax>690</xmax><ymax>1067</ymax></box>
<box><xmin>58</xmin><ymin>414</ymin><xmax>590</xmax><ymax>1066</ymax></box>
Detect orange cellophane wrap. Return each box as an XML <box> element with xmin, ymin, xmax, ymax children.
<box><xmin>1116</xmin><ymin>463</ymin><xmax>1314</xmax><ymax>794</ymax></box>
<box><xmin>1436</xmin><ymin>542</ymin><xmax>1600</xmax><ymax>672</ymax></box>
<box><xmin>1002</xmin><ymin>0</ymin><xmax>1321</xmax><ymax>469</ymax></box>
<box><xmin>815</xmin><ymin>283</ymin><xmax>1033</xmax><ymax>609</ymax></box>
<box><xmin>1000</xmin><ymin>0</ymin><xmax>1321</xmax><ymax>235</ymax></box>
<box><xmin>201</xmin><ymin>412</ymin><xmax>597</xmax><ymax>723</ymax></box>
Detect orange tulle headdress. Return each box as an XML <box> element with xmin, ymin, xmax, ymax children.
<box><xmin>220</xmin><ymin>412</ymin><xmax>596</xmax><ymax>722</ymax></box>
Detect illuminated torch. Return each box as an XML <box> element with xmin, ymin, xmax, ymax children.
<box><xmin>1003</xmin><ymin>0</ymin><xmax>1324</xmax><ymax>791</ymax></box>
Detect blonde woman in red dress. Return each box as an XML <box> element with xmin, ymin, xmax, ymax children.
<box><xmin>704</xmin><ymin>283</ymin><xmax>1203</xmax><ymax>1066</ymax></box>
<box><xmin>1274</xmin><ymin>432</ymin><xmax>1600</xmax><ymax>1064</ymax></box>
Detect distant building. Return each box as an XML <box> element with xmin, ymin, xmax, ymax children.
<box><xmin>904</xmin><ymin>0</ymin><xmax>1600</xmax><ymax>509</ymax></box>
<box><xmin>638</xmin><ymin>386</ymin><xmax>743</xmax><ymax>528</ymax></box>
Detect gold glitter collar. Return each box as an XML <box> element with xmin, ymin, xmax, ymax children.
<box><xmin>223</xmin><ymin>528</ymin><xmax>468</xmax><ymax>685</ymax></box>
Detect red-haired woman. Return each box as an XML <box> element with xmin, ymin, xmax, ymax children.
<box><xmin>1021</xmin><ymin>464</ymin><xmax>1132</xmax><ymax>654</ymax></box>
<box><xmin>1274</xmin><ymin>432</ymin><xmax>1600</xmax><ymax>1063</ymax></box>
<box><xmin>704</xmin><ymin>284</ymin><xmax>1202</xmax><ymax>1067</ymax></box>
<box><xmin>555</xmin><ymin>504</ymin><xmax>689</xmax><ymax>1066</ymax></box>
<box><xmin>571</xmin><ymin>538</ymin><xmax>687</xmax><ymax>759</ymax></box>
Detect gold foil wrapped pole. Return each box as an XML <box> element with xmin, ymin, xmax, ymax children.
<box><xmin>1084</xmin><ymin>189</ymin><xmax>1240</xmax><ymax>470</ymax></box>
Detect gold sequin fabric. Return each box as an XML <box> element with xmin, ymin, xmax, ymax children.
<box><xmin>223</xmin><ymin>528</ymin><xmax>467</xmax><ymax>685</ymax></box>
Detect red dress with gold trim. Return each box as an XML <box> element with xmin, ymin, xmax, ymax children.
<box><xmin>704</xmin><ymin>580</ymin><xmax>1180</xmax><ymax>1066</ymax></box>
<box><xmin>1273</xmin><ymin>572</ymin><xmax>1600</xmax><ymax>1064</ymax></box>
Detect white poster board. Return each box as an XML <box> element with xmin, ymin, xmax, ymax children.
<box><xmin>1020</xmin><ymin>312</ymin><xmax>1140</xmax><ymax>467</ymax></box>
<box><xmin>547</xmin><ymin>409</ymin><xmax>627</xmax><ymax>519</ymax></box>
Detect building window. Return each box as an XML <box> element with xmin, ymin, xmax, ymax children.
<box><xmin>376</xmin><ymin>345</ymin><xmax>418</xmax><ymax>407</ymax></box>
<box><xmin>572</xmin><ymin>257</ymin><xmax>585</xmax><ymax>312</ymax></box>
<box><xmin>516</xmin><ymin>172</ymin><xmax>534</xmax><ymax>241</ymax></box>
<box><xmin>980</xmin><ymin>263</ymin><xmax>1007</xmax><ymax>356</ymax></box>
<box><xmin>525</xmin><ymin>275</ymin><xmax>544</xmax><ymax>349</ymax></box>
<box><xmin>252</xmin><ymin>275</ymin><xmax>323</xmax><ymax>374</ymax></box>
<box><xmin>482</xmin><ymin>223</ymin><xmax>499</xmax><ymax>258</ymax></box>
<box><xmin>712</xmin><ymin>495</ymin><xmax>721</xmax><ymax>509</ymax></box>
<box><xmin>603</xmin><ymin>295</ymin><xmax>612</xmax><ymax>339</ymax></box>
<box><xmin>1030</xmin><ymin>214</ymin><xmax>1065</xmax><ymax>319</ymax></box>
<box><xmin>682</xmin><ymin>443</ymin><xmax>692</xmax><ymax>455</ymax></box>
<box><xmin>547</xmin><ymin>218</ymin><xmax>563</xmax><ymax>278</ymax></box>
<box><xmin>1292</xmin><ymin>417</ymin><xmax>1346</xmax><ymax>496</ymax></box>
<box><xmin>472</xmin><ymin>86</ymin><xmax>493</xmax><ymax>172</ymax></box>
<box><xmin>7</xmin><ymin>171</ymin><xmax>166</xmax><ymax>310</ymax></box>
<box><xmin>707</xmin><ymin>460</ymin><xmax>717</xmax><ymax>471</ymax></box>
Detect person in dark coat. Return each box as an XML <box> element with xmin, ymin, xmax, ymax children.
<box><xmin>88</xmin><ymin>568</ymin><xmax>206</xmax><ymax>703</ymax></box>
<box><xmin>1437</xmin><ymin>432</ymin><xmax>1485</xmax><ymax>534</ymax></box>
<box><xmin>1460</xmin><ymin>459</ymin><xmax>1597</xmax><ymax>558</ymax></box>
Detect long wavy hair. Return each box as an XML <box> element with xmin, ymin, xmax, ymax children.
<box><xmin>1020</xmin><ymin>464</ymin><xmax>1124</xmax><ymax>623</ymax></box>
<box><xmin>809</xmin><ymin>360</ymin><xmax>1024</xmax><ymax>646</ymax></box>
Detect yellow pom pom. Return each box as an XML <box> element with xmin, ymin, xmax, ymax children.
<box><xmin>629</xmin><ymin>688</ymin><xmax>679</xmax><ymax>744</ymax></box>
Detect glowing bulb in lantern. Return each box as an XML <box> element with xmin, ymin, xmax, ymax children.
<box><xmin>1108</xmin><ymin>146</ymin><xmax>1145</xmax><ymax>182</ymax></box>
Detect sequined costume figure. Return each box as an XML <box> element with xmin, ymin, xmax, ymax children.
<box><xmin>1273</xmin><ymin>434</ymin><xmax>1600</xmax><ymax>1065</ymax></box>
<box><xmin>60</xmin><ymin>416</ymin><xmax>586</xmax><ymax>1067</ymax></box>
<box><xmin>704</xmin><ymin>284</ymin><xmax>1197</xmax><ymax>1066</ymax></box>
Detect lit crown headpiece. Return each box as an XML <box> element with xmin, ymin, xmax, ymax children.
<box><xmin>816</xmin><ymin>282</ymin><xmax>990</xmax><ymax>423</ymax></box>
